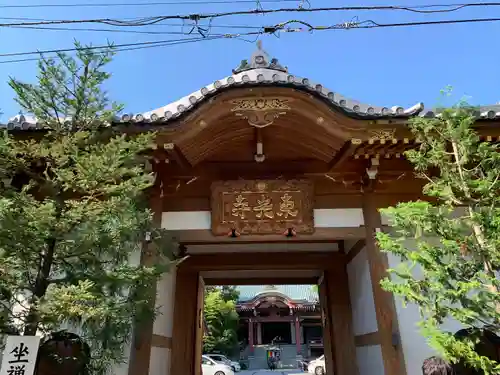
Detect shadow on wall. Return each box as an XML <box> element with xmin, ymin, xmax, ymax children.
<box><xmin>35</xmin><ymin>331</ymin><xmax>90</xmax><ymax>375</ymax></box>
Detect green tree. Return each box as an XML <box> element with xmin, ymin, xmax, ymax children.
<box><xmin>205</xmin><ymin>285</ymin><xmax>240</xmax><ymax>302</ymax></box>
<box><xmin>0</xmin><ymin>42</ymin><xmax>175</xmax><ymax>374</ymax></box>
<box><xmin>203</xmin><ymin>288</ymin><xmax>239</xmax><ymax>356</ymax></box>
<box><xmin>377</xmin><ymin>100</ymin><xmax>500</xmax><ymax>374</ymax></box>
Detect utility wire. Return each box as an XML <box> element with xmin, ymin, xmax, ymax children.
<box><xmin>7</xmin><ymin>25</ymin><xmax>260</xmax><ymax>35</ymax></box>
<box><xmin>0</xmin><ymin>35</ymin><xmax>226</xmax><ymax>64</ymax></box>
<box><xmin>2</xmin><ymin>16</ymin><xmax>500</xmax><ymax>62</ymax></box>
<box><xmin>0</xmin><ymin>0</ymin><xmax>300</xmax><ymax>8</ymax></box>
<box><xmin>1</xmin><ymin>3</ymin><xmax>500</xmax><ymax>27</ymax></box>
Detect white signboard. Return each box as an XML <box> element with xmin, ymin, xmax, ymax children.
<box><xmin>0</xmin><ymin>336</ymin><xmax>40</xmax><ymax>375</ymax></box>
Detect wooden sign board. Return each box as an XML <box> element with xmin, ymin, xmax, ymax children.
<box><xmin>0</xmin><ymin>335</ymin><xmax>40</xmax><ymax>375</ymax></box>
<box><xmin>211</xmin><ymin>180</ymin><xmax>314</xmax><ymax>236</ymax></box>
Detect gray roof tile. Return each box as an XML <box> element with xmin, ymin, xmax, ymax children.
<box><xmin>237</xmin><ymin>284</ymin><xmax>318</xmax><ymax>303</ymax></box>
<box><xmin>3</xmin><ymin>46</ymin><xmax>500</xmax><ymax>129</ymax></box>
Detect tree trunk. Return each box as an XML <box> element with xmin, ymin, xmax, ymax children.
<box><xmin>23</xmin><ymin>237</ymin><xmax>57</xmax><ymax>335</ymax></box>
<box><xmin>451</xmin><ymin>141</ymin><xmax>500</xmax><ymax>299</ymax></box>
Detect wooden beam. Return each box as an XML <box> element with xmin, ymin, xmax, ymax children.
<box><xmin>355</xmin><ymin>331</ymin><xmax>380</xmax><ymax>347</ymax></box>
<box><xmin>362</xmin><ymin>192</ymin><xmax>407</xmax><ymax>375</ymax></box>
<box><xmin>328</xmin><ymin>139</ymin><xmax>361</xmax><ymax>171</ymax></box>
<box><xmin>151</xmin><ymin>334</ymin><xmax>172</xmax><ymax>349</ymax></box>
<box><xmin>182</xmin><ymin>251</ymin><xmax>343</xmax><ymax>271</ymax></box>
<box><xmin>162</xmin><ymin>159</ymin><xmax>333</xmax><ymax>179</ymax></box>
<box><xmin>346</xmin><ymin>239</ymin><xmax>366</xmax><ymax>264</ymax></box>
<box><xmin>164</xmin><ymin>143</ymin><xmax>193</xmax><ymax>170</ymax></box>
<box><xmin>173</xmin><ymin>227</ymin><xmax>367</xmax><ymax>244</ymax></box>
<box><xmin>204</xmin><ymin>276</ymin><xmax>319</xmax><ymax>285</ymax></box>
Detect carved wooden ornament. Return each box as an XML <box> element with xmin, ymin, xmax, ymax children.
<box><xmin>230</xmin><ymin>98</ymin><xmax>291</xmax><ymax>128</ymax></box>
<box><xmin>210</xmin><ymin>179</ymin><xmax>314</xmax><ymax>236</ymax></box>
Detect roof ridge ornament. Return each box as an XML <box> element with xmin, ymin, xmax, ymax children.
<box><xmin>232</xmin><ymin>40</ymin><xmax>288</xmax><ymax>74</ymax></box>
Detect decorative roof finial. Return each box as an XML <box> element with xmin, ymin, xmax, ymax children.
<box><xmin>232</xmin><ymin>42</ymin><xmax>288</xmax><ymax>74</ymax></box>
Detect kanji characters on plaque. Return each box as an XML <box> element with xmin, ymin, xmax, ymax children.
<box><xmin>230</xmin><ymin>193</ymin><xmax>299</xmax><ymax>221</ymax></box>
<box><xmin>212</xmin><ymin>179</ymin><xmax>314</xmax><ymax>235</ymax></box>
<box><xmin>0</xmin><ymin>336</ymin><xmax>40</xmax><ymax>375</ymax></box>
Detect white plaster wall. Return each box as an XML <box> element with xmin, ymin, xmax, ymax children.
<box><xmin>161</xmin><ymin>208</ymin><xmax>364</xmax><ymax>230</ymax></box>
<box><xmin>313</xmin><ymin>208</ymin><xmax>364</xmax><ymax>227</ymax></box>
<box><xmin>347</xmin><ymin>247</ymin><xmax>378</xmax><ymax>335</ymax></box>
<box><xmin>152</xmin><ymin>267</ymin><xmax>177</xmax><ymax>337</ymax></box>
<box><xmin>356</xmin><ymin>345</ymin><xmax>384</xmax><ymax>375</ymax></box>
<box><xmin>387</xmin><ymin>250</ymin><xmax>463</xmax><ymax>375</ymax></box>
<box><xmin>161</xmin><ymin>211</ymin><xmax>210</xmax><ymax>230</ymax></box>
<box><xmin>149</xmin><ymin>347</ymin><xmax>170</xmax><ymax>375</ymax></box>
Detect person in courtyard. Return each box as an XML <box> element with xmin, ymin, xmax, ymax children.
<box><xmin>422</xmin><ymin>356</ymin><xmax>455</xmax><ymax>375</ymax></box>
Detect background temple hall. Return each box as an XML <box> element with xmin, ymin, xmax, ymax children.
<box><xmin>213</xmin><ymin>284</ymin><xmax>324</xmax><ymax>369</ymax></box>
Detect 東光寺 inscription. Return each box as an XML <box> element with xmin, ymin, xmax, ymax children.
<box><xmin>211</xmin><ymin>180</ymin><xmax>314</xmax><ymax>236</ymax></box>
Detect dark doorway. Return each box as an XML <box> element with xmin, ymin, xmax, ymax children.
<box><xmin>261</xmin><ymin>322</ymin><xmax>292</xmax><ymax>344</ymax></box>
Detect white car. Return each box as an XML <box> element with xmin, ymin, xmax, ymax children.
<box><xmin>308</xmin><ymin>354</ymin><xmax>325</xmax><ymax>375</ymax></box>
<box><xmin>201</xmin><ymin>355</ymin><xmax>235</xmax><ymax>375</ymax></box>
<box><xmin>205</xmin><ymin>354</ymin><xmax>241</xmax><ymax>372</ymax></box>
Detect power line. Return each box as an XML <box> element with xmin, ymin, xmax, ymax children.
<box><xmin>0</xmin><ymin>0</ymin><xmax>300</xmax><ymax>8</ymax></box>
<box><xmin>0</xmin><ymin>34</ymin><xmax>249</xmax><ymax>58</ymax></box>
<box><xmin>7</xmin><ymin>24</ymin><xmax>260</xmax><ymax>35</ymax></box>
<box><xmin>1</xmin><ymin>3</ymin><xmax>500</xmax><ymax>28</ymax></box>
<box><xmin>0</xmin><ymin>35</ymin><xmax>227</xmax><ymax>64</ymax></box>
<box><xmin>2</xmin><ymin>16</ymin><xmax>500</xmax><ymax>63</ymax></box>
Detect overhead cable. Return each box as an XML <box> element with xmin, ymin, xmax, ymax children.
<box><xmin>0</xmin><ymin>35</ymin><xmax>225</xmax><ymax>64</ymax></box>
<box><xmin>1</xmin><ymin>3</ymin><xmax>500</xmax><ymax>27</ymax></box>
<box><xmin>0</xmin><ymin>0</ymin><xmax>300</xmax><ymax>8</ymax></box>
<box><xmin>2</xmin><ymin>16</ymin><xmax>500</xmax><ymax>63</ymax></box>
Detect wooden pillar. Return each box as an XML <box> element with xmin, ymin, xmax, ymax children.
<box><xmin>128</xmin><ymin>191</ymin><xmax>162</xmax><ymax>375</ymax></box>
<box><xmin>248</xmin><ymin>319</ymin><xmax>254</xmax><ymax>354</ymax></box>
<box><xmin>362</xmin><ymin>192</ymin><xmax>407</xmax><ymax>375</ymax></box>
<box><xmin>324</xmin><ymin>266</ymin><xmax>359</xmax><ymax>375</ymax></box>
<box><xmin>256</xmin><ymin>322</ymin><xmax>262</xmax><ymax>345</ymax></box>
<box><xmin>295</xmin><ymin>317</ymin><xmax>301</xmax><ymax>355</ymax></box>
<box><xmin>318</xmin><ymin>276</ymin><xmax>335</xmax><ymax>375</ymax></box>
<box><xmin>170</xmin><ymin>267</ymin><xmax>200</xmax><ymax>375</ymax></box>
<box><xmin>194</xmin><ymin>276</ymin><xmax>205</xmax><ymax>375</ymax></box>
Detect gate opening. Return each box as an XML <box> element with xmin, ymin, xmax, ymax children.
<box><xmin>202</xmin><ymin>283</ymin><xmax>325</xmax><ymax>372</ymax></box>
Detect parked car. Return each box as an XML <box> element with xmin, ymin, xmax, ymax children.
<box><xmin>202</xmin><ymin>355</ymin><xmax>235</xmax><ymax>375</ymax></box>
<box><xmin>307</xmin><ymin>354</ymin><xmax>325</xmax><ymax>375</ymax></box>
<box><xmin>205</xmin><ymin>353</ymin><xmax>241</xmax><ymax>372</ymax></box>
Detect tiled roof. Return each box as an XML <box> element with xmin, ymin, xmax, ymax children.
<box><xmin>4</xmin><ymin>44</ymin><xmax>500</xmax><ymax>129</ymax></box>
<box><xmin>236</xmin><ymin>285</ymin><xmax>318</xmax><ymax>303</ymax></box>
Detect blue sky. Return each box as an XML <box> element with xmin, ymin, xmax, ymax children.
<box><xmin>0</xmin><ymin>0</ymin><xmax>498</xmax><ymax>120</ymax></box>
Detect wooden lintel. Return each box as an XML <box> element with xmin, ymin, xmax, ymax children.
<box><xmin>160</xmin><ymin>158</ymin><xmax>415</xmax><ymax>183</ymax></box>
<box><xmin>151</xmin><ymin>334</ymin><xmax>173</xmax><ymax>349</ymax></box>
<box><xmin>355</xmin><ymin>331</ymin><xmax>380</xmax><ymax>347</ymax></box>
<box><xmin>345</xmin><ymin>239</ymin><xmax>366</xmax><ymax>264</ymax></box>
<box><xmin>173</xmin><ymin>227</ymin><xmax>367</xmax><ymax>245</ymax></box>
<box><xmin>204</xmin><ymin>276</ymin><xmax>319</xmax><ymax>285</ymax></box>
<box><xmin>162</xmin><ymin>159</ymin><xmax>333</xmax><ymax>179</ymax></box>
<box><xmin>181</xmin><ymin>251</ymin><xmax>344</xmax><ymax>272</ymax></box>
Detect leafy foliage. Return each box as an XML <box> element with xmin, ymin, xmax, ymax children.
<box><xmin>203</xmin><ymin>287</ymin><xmax>239</xmax><ymax>356</ymax></box>
<box><xmin>205</xmin><ymin>285</ymin><xmax>240</xmax><ymax>303</ymax></box>
<box><xmin>377</xmin><ymin>99</ymin><xmax>500</xmax><ymax>374</ymax></box>
<box><xmin>0</xmin><ymin>42</ymin><xmax>175</xmax><ymax>374</ymax></box>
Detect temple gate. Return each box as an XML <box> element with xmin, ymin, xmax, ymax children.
<box><xmin>7</xmin><ymin>43</ymin><xmax>497</xmax><ymax>375</ymax></box>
